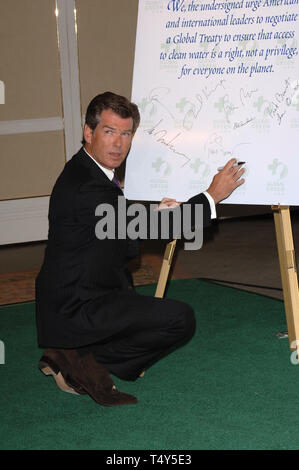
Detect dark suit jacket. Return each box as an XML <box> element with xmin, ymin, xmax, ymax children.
<box><xmin>35</xmin><ymin>148</ymin><xmax>212</xmax><ymax>348</ymax></box>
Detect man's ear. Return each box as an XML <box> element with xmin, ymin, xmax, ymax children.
<box><xmin>83</xmin><ymin>124</ymin><xmax>93</xmax><ymax>144</ymax></box>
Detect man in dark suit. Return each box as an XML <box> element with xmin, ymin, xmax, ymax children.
<box><xmin>36</xmin><ymin>92</ymin><xmax>244</xmax><ymax>406</ymax></box>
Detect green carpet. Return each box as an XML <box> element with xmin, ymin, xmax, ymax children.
<box><xmin>0</xmin><ymin>279</ymin><xmax>298</xmax><ymax>450</ymax></box>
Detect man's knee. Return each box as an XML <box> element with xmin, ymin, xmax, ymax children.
<box><xmin>181</xmin><ymin>304</ymin><xmax>196</xmax><ymax>339</ymax></box>
<box><xmin>170</xmin><ymin>300</ymin><xmax>196</xmax><ymax>341</ymax></box>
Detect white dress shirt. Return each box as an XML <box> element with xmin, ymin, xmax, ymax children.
<box><xmin>83</xmin><ymin>147</ymin><xmax>114</xmax><ymax>181</ymax></box>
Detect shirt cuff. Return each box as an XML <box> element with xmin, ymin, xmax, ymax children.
<box><xmin>203</xmin><ymin>191</ymin><xmax>217</xmax><ymax>219</ymax></box>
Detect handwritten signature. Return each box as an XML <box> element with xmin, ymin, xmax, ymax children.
<box><xmin>239</xmin><ymin>87</ymin><xmax>258</xmax><ymax>106</ymax></box>
<box><xmin>265</xmin><ymin>78</ymin><xmax>299</xmax><ymax>125</ymax></box>
<box><xmin>233</xmin><ymin>117</ymin><xmax>255</xmax><ymax>130</ymax></box>
<box><xmin>202</xmin><ymin>79</ymin><xmax>226</xmax><ymax>101</ymax></box>
<box><xmin>145</xmin><ymin>118</ymin><xmax>191</xmax><ymax>167</ymax></box>
<box><xmin>205</xmin><ymin>131</ymin><xmax>250</xmax><ymax>158</ymax></box>
<box><xmin>182</xmin><ymin>80</ymin><xmax>227</xmax><ymax>130</ymax></box>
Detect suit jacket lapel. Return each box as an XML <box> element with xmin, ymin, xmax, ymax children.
<box><xmin>74</xmin><ymin>147</ymin><xmax>119</xmax><ymax>190</ymax></box>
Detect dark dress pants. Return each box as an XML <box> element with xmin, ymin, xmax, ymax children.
<box><xmin>77</xmin><ymin>292</ymin><xmax>196</xmax><ymax>381</ymax></box>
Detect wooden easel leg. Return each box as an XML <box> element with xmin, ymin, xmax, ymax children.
<box><xmin>155</xmin><ymin>240</ymin><xmax>177</xmax><ymax>298</ymax></box>
<box><xmin>140</xmin><ymin>240</ymin><xmax>177</xmax><ymax>377</ymax></box>
<box><xmin>272</xmin><ymin>205</ymin><xmax>299</xmax><ymax>353</ymax></box>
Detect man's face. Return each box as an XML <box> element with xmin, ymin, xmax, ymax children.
<box><xmin>84</xmin><ymin>108</ymin><xmax>134</xmax><ymax>170</ymax></box>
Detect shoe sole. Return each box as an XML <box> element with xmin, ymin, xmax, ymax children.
<box><xmin>38</xmin><ymin>357</ymin><xmax>137</xmax><ymax>405</ymax></box>
<box><xmin>39</xmin><ymin>363</ymin><xmax>80</xmax><ymax>395</ymax></box>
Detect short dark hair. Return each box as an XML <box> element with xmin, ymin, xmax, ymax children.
<box><xmin>82</xmin><ymin>91</ymin><xmax>140</xmax><ymax>144</ymax></box>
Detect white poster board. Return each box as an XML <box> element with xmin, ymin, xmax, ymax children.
<box><xmin>124</xmin><ymin>0</ymin><xmax>299</xmax><ymax>205</ymax></box>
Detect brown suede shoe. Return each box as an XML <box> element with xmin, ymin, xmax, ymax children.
<box><xmin>38</xmin><ymin>348</ymin><xmax>138</xmax><ymax>406</ymax></box>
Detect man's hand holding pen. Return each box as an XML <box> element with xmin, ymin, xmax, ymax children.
<box><xmin>206</xmin><ymin>158</ymin><xmax>245</xmax><ymax>204</ymax></box>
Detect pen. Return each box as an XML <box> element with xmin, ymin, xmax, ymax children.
<box><xmin>217</xmin><ymin>161</ymin><xmax>246</xmax><ymax>171</ymax></box>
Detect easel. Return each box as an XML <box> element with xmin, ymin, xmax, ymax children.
<box><xmin>155</xmin><ymin>239</ymin><xmax>177</xmax><ymax>298</ymax></box>
<box><xmin>140</xmin><ymin>239</ymin><xmax>177</xmax><ymax>378</ymax></box>
<box><xmin>155</xmin><ymin>206</ymin><xmax>299</xmax><ymax>357</ymax></box>
<box><xmin>272</xmin><ymin>206</ymin><xmax>299</xmax><ymax>354</ymax></box>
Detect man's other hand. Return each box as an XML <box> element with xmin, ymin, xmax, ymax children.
<box><xmin>156</xmin><ymin>198</ymin><xmax>182</xmax><ymax>210</ymax></box>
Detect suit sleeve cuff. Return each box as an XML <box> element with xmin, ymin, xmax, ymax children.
<box><xmin>203</xmin><ymin>191</ymin><xmax>217</xmax><ymax>219</ymax></box>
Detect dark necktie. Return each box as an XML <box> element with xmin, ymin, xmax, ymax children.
<box><xmin>112</xmin><ymin>174</ymin><xmax>121</xmax><ymax>188</ymax></box>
